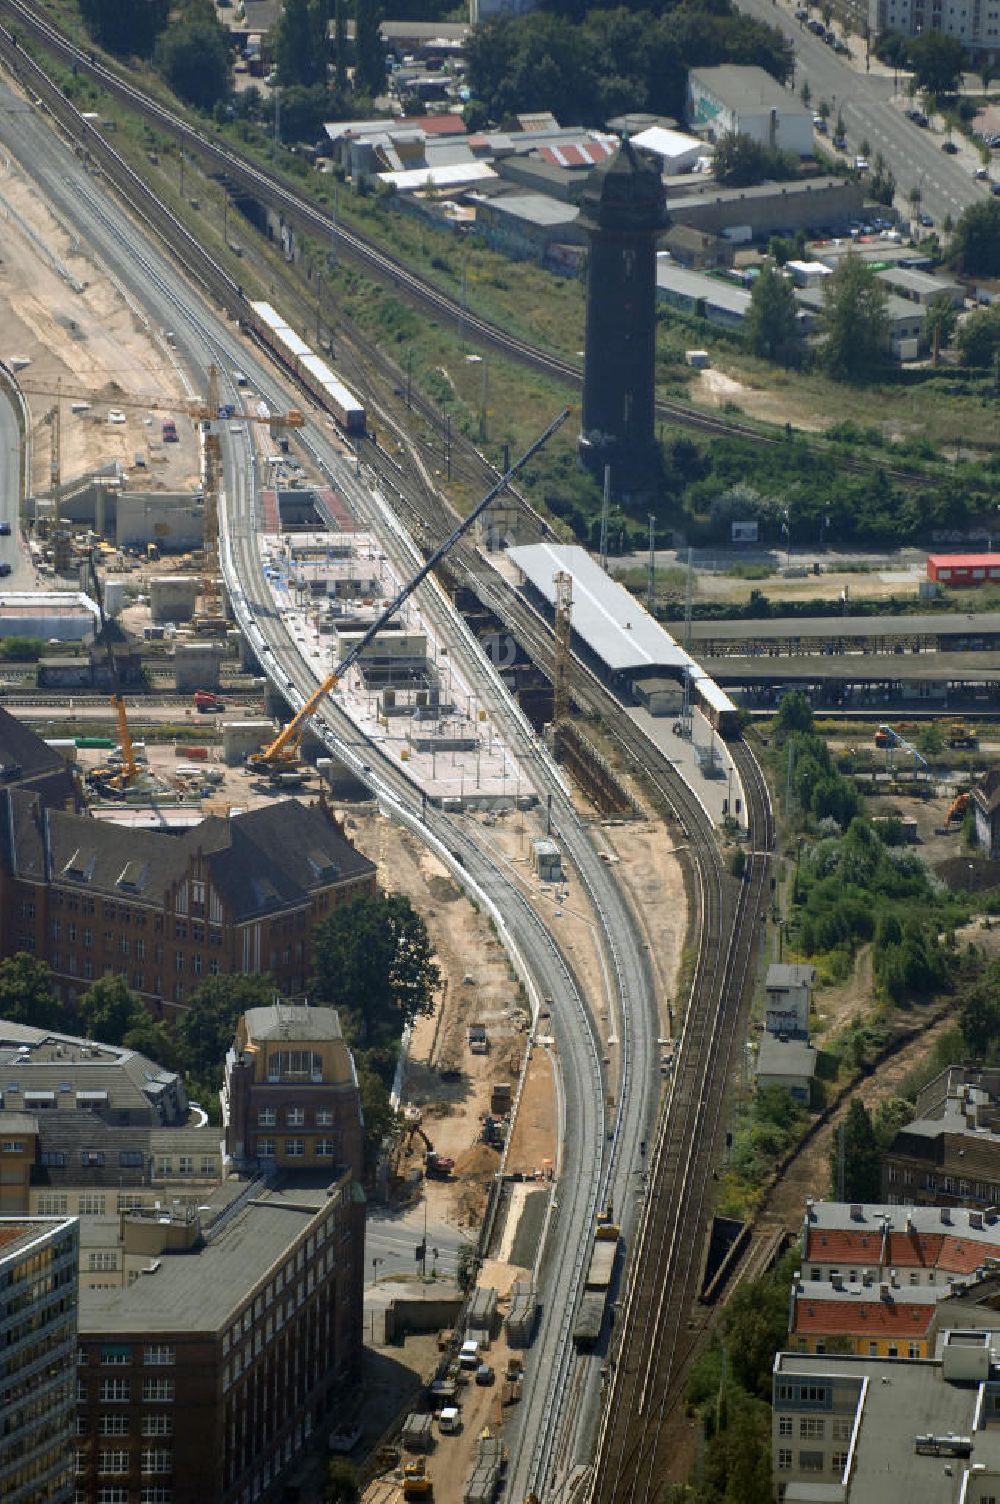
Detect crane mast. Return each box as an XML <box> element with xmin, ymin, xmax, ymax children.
<box><xmin>247</xmin><ymin>408</ymin><xmax>571</xmax><ymax>777</ymax></box>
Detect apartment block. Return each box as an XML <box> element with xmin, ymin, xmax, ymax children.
<box><xmin>0</xmin><ymin>1215</ymin><xmax>79</xmax><ymax>1504</ymax></box>
<box><xmin>789</xmin><ymin>1277</ymin><xmax>939</xmax><ymax>1357</ymax></box>
<box><xmin>0</xmin><ymin>1022</ymin><xmax>221</xmax><ymax>1286</ymax></box>
<box><xmin>871</xmin><ymin>0</ymin><xmax>1000</xmax><ymax>61</ymax></box>
<box><xmin>222</xmin><ymin>1003</ymin><xmax>364</xmax><ymax>1177</ymax></box>
<box><xmin>883</xmin><ymin>1067</ymin><xmax>1000</xmax><ymax>1209</ymax></box>
<box><xmin>75</xmin><ymin>1169</ymin><xmax>365</xmax><ymax>1504</ymax></box>
<box><xmin>773</xmin><ymin>1332</ymin><xmax>1000</xmax><ymax>1502</ymax></box>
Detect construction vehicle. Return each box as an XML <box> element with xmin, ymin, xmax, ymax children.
<box><xmin>396</xmin><ymin>1117</ymin><xmax>455</xmax><ymax>1179</ymax></box>
<box><xmin>193</xmin><ymin>689</ymin><xmax>226</xmax><ymax>713</ymax></box>
<box><xmin>874</xmin><ymin>723</ymin><xmax>929</xmax><ymax>781</ymax></box>
<box><xmin>402</xmin><ymin>1459</ymin><xmax>432</xmax><ymax>1499</ymax></box>
<box><xmin>948</xmin><ymin>723</ymin><xmax>978</xmax><ymax>749</ymax></box>
<box><xmin>245</xmin><ymin>408</ymin><xmax>570</xmax><ymax>781</ymax></box>
<box><xmin>85</xmin><ymin>552</ymin><xmax>142</xmax><ymax>798</ymax></box>
<box><xmin>946</xmin><ymin>792</ymin><xmax>971</xmax><ymax>826</ymax></box>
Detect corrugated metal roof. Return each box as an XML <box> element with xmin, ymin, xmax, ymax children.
<box><xmin>929</xmin><ymin>554</ymin><xmax>1000</xmax><ymax>569</ymax></box>
<box><xmin>507</xmin><ymin>543</ymin><xmax>692</xmax><ymax>675</ymax></box>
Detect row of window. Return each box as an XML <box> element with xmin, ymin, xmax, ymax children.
<box><xmin>36</xmin><ymin>1182</ymin><xmax>215</xmax><ymax>1217</ymax></box>
<box><xmin>776</xmin><ymin>1449</ymin><xmax>850</xmax><ymax>1473</ymax></box>
<box><xmin>257</xmin><ymin>1107</ymin><xmax>335</xmax><ymax>1127</ymax></box>
<box><xmin>254</xmin><ymin>1139</ymin><xmax>337</xmax><ymax>1159</ymax></box>
<box><xmin>777</xmin><ymin>1416</ymin><xmax>853</xmax><ymax>1441</ymax></box>
<box><xmin>78</xmin><ymin>1450</ymin><xmax>172</xmax><ymax>1475</ymax></box>
<box><xmin>809</xmin><ymin>1265</ymin><xmax>935</xmax><ymax>1287</ymax></box>
<box><xmin>51</xmin><ymin>957</ymin><xmax>223</xmax><ymax>989</ymax></box>
<box><xmin>80</xmin><ymin>1413</ymin><xmax>173</xmax><ymax>1434</ymax></box>
<box><xmin>79</xmin><ymin>1491</ymin><xmax>171</xmax><ymax>1504</ymax></box>
<box><xmin>88</xmin><ymin>1381</ymin><xmax>174</xmax><ymax>1403</ymax></box>
<box><xmin>886</xmin><ymin>1163</ymin><xmax>999</xmax><ymax>1200</ymax></box>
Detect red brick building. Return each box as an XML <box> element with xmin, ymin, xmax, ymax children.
<box><xmin>0</xmin><ymin>707</ymin><xmax>375</xmax><ymax>1018</ymax></box>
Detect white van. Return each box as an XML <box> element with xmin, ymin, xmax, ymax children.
<box><xmin>438</xmin><ymin>1408</ymin><xmax>460</xmax><ymax>1435</ymax></box>
<box><xmin>458</xmin><ymin>1339</ymin><xmax>480</xmax><ymax>1370</ymax></box>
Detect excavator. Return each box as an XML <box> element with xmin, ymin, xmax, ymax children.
<box><xmin>946</xmin><ymin>791</ymin><xmax>970</xmax><ymax>827</ymax></box>
<box><xmin>85</xmin><ymin>551</ymin><xmax>143</xmax><ymax>798</ymax></box>
<box><xmin>396</xmin><ymin>1116</ymin><xmax>454</xmax><ymax>1179</ymax></box>
<box><xmin>245</xmin><ymin>407</ymin><xmax>570</xmax><ymax>781</ymax></box>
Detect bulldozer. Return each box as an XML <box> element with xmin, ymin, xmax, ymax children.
<box><xmin>403</xmin><ymin>1459</ymin><xmax>432</xmax><ymax>1499</ymax></box>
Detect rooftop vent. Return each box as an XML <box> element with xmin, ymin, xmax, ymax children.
<box><xmin>63</xmin><ymin>849</ymin><xmax>96</xmax><ymax>883</ymax></box>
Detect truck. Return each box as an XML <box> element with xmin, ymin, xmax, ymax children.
<box><xmin>161</xmin><ymin>418</ymin><xmax>178</xmax><ymax>443</ymax></box>
<box><xmin>193</xmin><ymin>690</ymin><xmax>226</xmax><ymax>713</ymax></box>
<box><xmin>573</xmin><ymin>1222</ymin><xmax>620</xmax><ymax>1350</ymax></box>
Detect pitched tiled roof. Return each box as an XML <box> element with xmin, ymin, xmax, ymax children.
<box><xmin>793</xmin><ymin>1297</ymin><xmax>936</xmax><ymax>1338</ymax></box>
<box><xmin>805</xmin><ymin>1228</ymin><xmax>883</xmax><ymax>1262</ymax></box>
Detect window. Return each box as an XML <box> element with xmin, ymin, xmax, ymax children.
<box><xmin>97</xmin><ymin>1491</ymin><xmax>128</xmax><ymax>1504</ymax></box>
<box><xmin>89</xmin><ymin>1252</ymin><xmax>118</xmax><ymax>1273</ymax></box>
<box><xmin>316</xmin><ymin>1139</ymin><xmax>335</xmax><ymax>1157</ymax></box>
<box><xmin>800</xmin><ymin>1418</ymin><xmax>825</xmax><ymax>1440</ymax></box>
<box><xmin>178</xmin><ymin>1157</ymin><xmax>193</xmax><ymax>1175</ymax></box>
<box><xmin>286</xmin><ymin>1107</ymin><xmax>305</xmax><ymax>1127</ymax></box>
<box><xmin>868</xmin><ymin>1341</ymin><xmax>878</xmax><ymax>1355</ymax></box>
<box><xmin>140</xmin><ymin>1490</ymin><xmax>173</xmax><ymax>1504</ymax></box>
<box><xmin>118</xmin><ymin>1194</ymin><xmax>146</xmax><ymax>1213</ymax></box>
<box><xmin>101</xmin><ymin>1345</ymin><xmax>132</xmax><ymax>1366</ymax></box>
<box><xmin>174</xmin><ymin>952</ymin><xmax>184</xmax><ymax>973</ymax></box>
<box><xmin>831</xmin><ymin>1452</ymin><xmax>849</xmax><ymax>1473</ymax></box>
<box><xmin>81</xmin><ymin>1152</ymin><xmax>106</xmax><ymax>1170</ymax></box>
<box><xmin>142</xmin><ymin>1415</ymin><xmax>173</xmax><ymax>1436</ymax></box>
<box><xmin>208</xmin><ymin>958</ymin><xmax>220</xmax><ymax>975</ymax></box>
<box><xmin>778</xmin><ymin>1449</ymin><xmax>793</xmax><ymax>1471</ymax></box>
<box><xmin>142</xmin><ymin>1379</ymin><xmax>174</xmax><ymax>1402</ymax></box>
<box><xmin>120</xmin><ymin>937</ymin><xmax>129</xmax><ymax>956</ymax></box>
<box><xmin>200</xmin><ymin>1156</ymin><xmax>215</xmax><ymax>1175</ymax></box>
<box><xmin>192</xmin><ymin>953</ymin><xmax>202</xmax><ymax>976</ymax></box>
<box><xmin>315</xmin><ymin>1108</ymin><xmax>334</xmax><ymax>1127</ymax></box>
<box><xmin>832</xmin><ymin>1418</ymin><xmax>852</xmax><ymax>1442</ymax></box>
<box><xmin>136</xmin><ymin>938</ymin><xmax>145</xmax><ymax>960</ymax></box>
<box><xmin>909</xmin><ymin>1342</ymin><xmax>921</xmax><ymax>1358</ymax></box>
<box><xmin>799</xmin><ymin>1452</ymin><xmax>824</xmax><ymax>1473</ymax></box>
<box><xmin>144</xmin><ymin>1346</ymin><xmax>175</xmax><ymax>1367</ymax></box>
<box><xmin>119</xmin><ymin>1151</ymin><xmax>144</xmax><ymax>1168</ymax></box>
<box><xmin>84</xmin><ymin>927</ymin><xmax>92</xmax><ymax>947</ymax></box>
<box><xmin>778</xmin><ymin>1417</ymin><xmax>793</xmax><ymax>1437</ymax></box>
<box><xmin>285</xmin><ymin>1139</ymin><xmax>305</xmax><ymax>1157</ymax></box>
<box><xmin>99</xmin><ymin>1417</ymin><xmax>129</xmax><ymax>1436</ymax></box>
<box><xmin>37</xmin><ymin>1193</ymin><xmax>69</xmax><ymax>1214</ymax></box>
<box><xmin>257</xmin><ymin>1139</ymin><xmax>275</xmax><ymax>1158</ymax></box>
<box><xmin>98</xmin><ymin>1380</ymin><xmax>131</xmax><ymax>1402</ymax></box>
<box><xmin>141</xmin><ymin>1449</ymin><xmax>172</xmax><ymax>1474</ymax></box>
<box><xmin>257</xmin><ymin>1108</ymin><xmax>276</xmax><ymax>1127</ymax></box>
<box><xmin>268</xmin><ymin>1050</ymin><xmax>322</xmax><ymax>1081</ymax></box>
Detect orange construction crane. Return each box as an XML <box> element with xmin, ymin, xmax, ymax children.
<box><xmin>246</xmin><ymin>408</ymin><xmax>571</xmax><ymax>780</ymax></box>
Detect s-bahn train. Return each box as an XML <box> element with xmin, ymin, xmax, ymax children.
<box><xmin>245</xmin><ymin>300</ymin><xmax>366</xmax><ymax>435</ymax></box>
<box><xmin>690</xmin><ymin>670</ymin><xmax>741</xmax><ymax>740</ymax></box>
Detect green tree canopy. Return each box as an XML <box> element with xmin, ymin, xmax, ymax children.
<box><xmin>774</xmin><ymin>690</ymin><xmax>814</xmax><ymax>737</ymax></box>
<box><xmin>818</xmin><ymin>249</ymin><xmax>890</xmax><ymax>383</ymax></box>
<box><xmin>830</xmin><ymin>1097</ymin><xmax>881</xmax><ymax>1200</ymax></box>
<box><xmin>0</xmin><ymin>954</ymin><xmax>63</xmax><ymax>1030</ymax></box>
<box><xmin>712</xmin><ymin>130</ymin><xmax>797</xmax><ymax>187</ymax></box>
<box><xmin>951</xmin><ymin>199</ymin><xmax>1000</xmax><ymax>277</ymax></box>
<box><xmin>155</xmin><ymin>15</ymin><xmax>232</xmax><ymax>110</ymax></box>
<box><xmin>311</xmin><ymin>893</ymin><xmax>440</xmax><ymax>1044</ymax></box>
<box><xmin>355</xmin><ymin>0</ymin><xmax>387</xmax><ymax>99</ymax></box>
<box><xmin>923</xmin><ymin>292</ymin><xmax>957</xmax><ymax>355</ymax></box>
<box><xmin>276</xmin><ymin>0</ymin><xmax>328</xmax><ymax>88</ymax></box>
<box><xmin>178</xmin><ymin>974</ymin><xmax>277</xmax><ymax>1084</ymax></box>
<box><xmin>956</xmin><ymin>306</ymin><xmax>1000</xmax><ymax>369</ymax></box>
<box><xmin>79</xmin><ymin>0</ymin><xmax>169</xmax><ymax>56</ymax></box>
<box><xmin>907</xmin><ymin>30</ymin><xmax>966</xmax><ymax>94</ymax></box>
<box><xmin>79</xmin><ymin>976</ymin><xmax>146</xmax><ymax>1046</ymax></box>
<box><xmin>746</xmin><ymin>260</ymin><xmax>803</xmax><ymax>366</ymax></box>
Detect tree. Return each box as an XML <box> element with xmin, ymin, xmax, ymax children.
<box><xmin>155</xmin><ymin>17</ymin><xmax>231</xmax><ymax>110</ymax></box>
<box><xmin>333</xmin><ymin>0</ymin><xmax>348</xmax><ymax>92</ymax></box>
<box><xmin>275</xmin><ymin>0</ymin><xmax>325</xmax><ymax>87</ymax></box>
<box><xmin>774</xmin><ymin>690</ymin><xmax>814</xmax><ymax>736</ymax></box>
<box><xmin>746</xmin><ymin>260</ymin><xmax>803</xmax><ymax>366</ymax></box>
<box><xmin>800</xmin><ymin>80</ymin><xmax>812</xmax><ymax>110</ymax></box>
<box><xmin>908</xmin><ymin>31</ymin><xmax>966</xmax><ymax>95</ymax></box>
<box><xmin>951</xmin><ymin>199</ymin><xmax>1000</xmax><ymax>276</ymax></box>
<box><xmin>711</xmin><ymin>130</ymin><xmax>797</xmax><ymax>187</ymax></box>
<box><xmin>122</xmin><ymin>1015</ymin><xmax>180</xmax><ymax>1071</ymax></box>
<box><xmin>79</xmin><ymin>0</ymin><xmax>169</xmax><ymax>56</ymax></box>
<box><xmin>830</xmin><ymin>1097</ymin><xmax>881</xmax><ymax>1201</ymax></box>
<box><xmin>79</xmin><ymin>976</ymin><xmax>146</xmax><ymax>1046</ymax></box>
<box><xmin>956</xmin><ymin>306</ymin><xmax>1000</xmax><ymax>368</ymax></box>
<box><xmin>312</xmin><ymin>893</ymin><xmax>440</xmax><ymax>1043</ymax></box>
<box><xmin>868</xmin><ymin>151</ymin><xmax>896</xmax><ymax>207</ymax></box>
<box><xmin>355</xmin><ymin>0</ymin><xmax>387</xmax><ymax>99</ymax></box>
<box><xmin>326</xmin><ymin>1459</ymin><xmax>360</xmax><ymax>1504</ymax></box>
<box><xmin>0</xmin><ymin>954</ymin><xmax>63</xmax><ymax>1030</ymax></box>
<box><xmin>818</xmin><ymin>249</ymin><xmax>890</xmax><ymax>382</ymax></box>
<box><xmin>178</xmin><ymin>974</ymin><xmax>276</xmax><ymax>1084</ymax></box>
<box><xmin>923</xmin><ymin>293</ymin><xmax>957</xmax><ymax>362</ymax></box>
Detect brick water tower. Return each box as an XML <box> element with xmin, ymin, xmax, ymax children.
<box><xmin>577</xmin><ymin>138</ymin><xmax>668</xmax><ymax>497</ymax></box>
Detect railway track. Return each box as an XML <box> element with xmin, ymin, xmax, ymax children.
<box><xmin>0</xmin><ymin>0</ymin><xmax>933</xmax><ymax>488</ymax></box>
<box><xmin>591</xmin><ymin>738</ymin><xmax>772</xmax><ymax>1504</ymax></box>
<box><xmin>0</xmin><ymin>33</ymin><xmax>779</xmax><ymax>1494</ymax></box>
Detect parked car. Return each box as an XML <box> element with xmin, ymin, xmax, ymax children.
<box><xmin>919</xmin><ymin>210</ymin><xmax>935</xmax><ymax>226</ymax></box>
<box><xmin>0</xmin><ymin>563</ymin><xmax>11</xmax><ymax>578</ymax></box>
<box><xmin>813</xmin><ymin>113</ymin><xmax>827</xmax><ymax>133</ymax></box>
<box><xmin>941</xmin><ymin>140</ymin><xmax>959</xmax><ymax>153</ymax></box>
<box><xmin>834</xmin><ymin>38</ymin><xmax>850</xmax><ymax>52</ymax></box>
<box><xmin>0</xmin><ymin>522</ymin><xmax>10</xmax><ymax>536</ymax></box>
<box><xmin>974</xmin><ymin>166</ymin><xmax>990</xmax><ymax>179</ymax></box>
<box><xmin>833</xmin><ymin>133</ymin><xmax>846</xmax><ymax>149</ymax></box>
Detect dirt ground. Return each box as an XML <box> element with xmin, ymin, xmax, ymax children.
<box><xmin>0</xmin><ymin>147</ymin><xmax>199</xmax><ymax>494</ymax></box>
<box><xmin>697</xmin><ymin>366</ymin><xmax>827</xmax><ymax>433</ymax></box>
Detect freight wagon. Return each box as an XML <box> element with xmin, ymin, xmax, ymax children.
<box><xmin>246</xmin><ymin>300</ymin><xmax>366</xmax><ymax>435</ymax></box>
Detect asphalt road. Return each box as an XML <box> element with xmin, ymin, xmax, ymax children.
<box><xmin>0</xmin><ymin>74</ymin><xmax>661</xmax><ymax>1501</ymax></box>
<box><xmin>736</xmin><ymin>0</ymin><xmax>991</xmax><ymax>226</ymax></box>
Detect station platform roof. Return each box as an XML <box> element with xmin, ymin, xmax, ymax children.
<box><xmin>703</xmin><ymin>651</ymin><xmax>1000</xmax><ymax>684</ymax></box>
<box><xmin>508</xmin><ymin>543</ymin><xmax>692</xmax><ymax>676</ymax></box>
<box><xmin>684</xmin><ymin>612</ymin><xmax>1000</xmax><ymax>643</ymax></box>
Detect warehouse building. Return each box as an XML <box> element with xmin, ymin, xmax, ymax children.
<box><xmin>927</xmin><ymin>553</ymin><xmax>1000</xmax><ymax>587</ymax></box>
<box><xmin>687</xmin><ymin>64</ymin><xmax>814</xmax><ymax>156</ymax></box>
<box><xmin>655</xmin><ymin>261</ymin><xmax>753</xmax><ymax>329</ymax></box>
<box><xmin>668</xmin><ymin>178</ymin><xmax>864</xmax><ymax>241</ymax></box>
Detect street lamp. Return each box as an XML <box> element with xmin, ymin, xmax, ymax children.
<box><xmin>371</xmin><ymin>1256</ymin><xmax>384</xmax><ymax>1284</ymax></box>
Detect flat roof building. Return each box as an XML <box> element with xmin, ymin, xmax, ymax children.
<box><xmin>687</xmin><ymin>64</ymin><xmax>814</xmax><ymax>157</ymax></box>
<box><xmin>773</xmin><ymin>1338</ymin><xmax>1000</xmax><ymax>1501</ymax></box>
<box><xmin>0</xmin><ymin>1215</ymin><xmax>78</xmax><ymax>1504</ymax></box>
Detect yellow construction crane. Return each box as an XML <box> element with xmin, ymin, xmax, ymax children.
<box><xmin>19</xmin><ymin>367</ymin><xmax>305</xmax><ymax>430</ymax></box>
<box><xmin>85</xmin><ymin>550</ymin><xmax>141</xmax><ymax>796</ymax></box>
<box><xmin>246</xmin><ymin>409</ymin><xmax>571</xmax><ymax>780</ymax></box>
